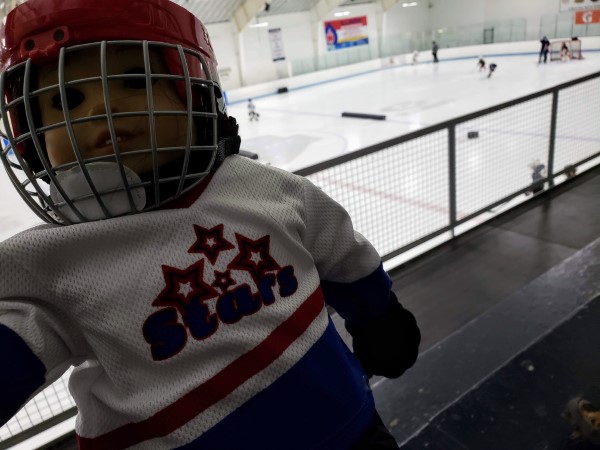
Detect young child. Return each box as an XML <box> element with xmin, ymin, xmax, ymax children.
<box><xmin>477</xmin><ymin>56</ymin><xmax>486</xmax><ymax>72</ymax></box>
<box><xmin>487</xmin><ymin>62</ymin><xmax>497</xmax><ymax>78</ymax></box>
<box><xmin>248</xmin><ymin>98</ymin><xmax>260</xmax><ymax>121</ymax></box>
<box><xmin>0</xmin><ymin>1</ymin><xmax>420</xmax><ymax>449</ymax></box>
<box><xmin>560</xmin><ymin>42</ymin><xmax>572</xmax><ymax>61</ymax></box>
<box><xmin>526</xmin><ymin>159</ymin><xmax>546</xmax><ymax>195</ymax></box>
<box><xmin>564</xmin><ymin>164</ymin><xmax>577</xmax><ymax>179</ymax></box>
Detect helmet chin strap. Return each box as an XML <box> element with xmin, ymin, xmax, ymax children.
<box><xmin>49</xmin><ymin>162</ymin><xmax>147</xmax><ymax>223</ymax></box>
<box><xmin>216</xmin><ymin>134</ymin><xmax>241</xmax><ymax>163</ymax></box>
<box><xmin>216</xmin><ymin>115</ymin><xmax>241</xmax><ymax>161</ymax></box>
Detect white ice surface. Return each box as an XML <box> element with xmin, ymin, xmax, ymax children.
<box><xmin>229</xmin><ymin>53</ymin><xmax>600</xmax><ymax>172</ymax></box>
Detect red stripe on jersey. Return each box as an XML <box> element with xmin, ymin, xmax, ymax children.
<box><xmin>77</xmin><ymin>288</ymin><xmax>325</xmax><ymax>450</ymax></box>
<box><xmin>159</xmin><ymin>171</ymin><xmax>216</xmax><ymax>210</ymax></box>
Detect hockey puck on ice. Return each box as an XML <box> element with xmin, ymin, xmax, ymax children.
<box><xmin>467</xmin><ymin>131</ymin><xmax>479</xmax><ymax>139</ymax></box>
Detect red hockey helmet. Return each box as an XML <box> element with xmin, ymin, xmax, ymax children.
<box><xmin>0</xmin><ymin>0</ymin><xmax>236</xmax><ymax>225</ymax></box>
<box><xmin>0</xmin><ymin>0</ymin><xmax>218</xmax><ymax>79</ymax></box>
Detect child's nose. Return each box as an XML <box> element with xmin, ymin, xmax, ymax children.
<box><xmin>79</xmin><ymin>85</ymin><xmax>108</xmax><ymax>117</ymax></box>
<box><xmin>82</xmin><ymin>82</ymin><xmax>124</xmax><ymax>118</ymax></box>
<box><xmin>86</xmin><ymin>100</ymin><xmax>107</xmax><ymax>118</ymax></box>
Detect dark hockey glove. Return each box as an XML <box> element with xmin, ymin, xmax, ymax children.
<box><xmin>348</xmin><ymin>291</ymin><xmax>420</xmax><ymax>379</ymax></box>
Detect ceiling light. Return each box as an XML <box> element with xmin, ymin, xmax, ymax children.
<box><xmin>334</xmin><ymin>11</ymin><xmax>350</xmax><ymax>17</ymax></box>
<box><xmin>250</xmin><ymin>22</ymin><xmax>269</xmax><ymax>28</ymax></box>
<box><xmin>402</xmin><ymin>2</ymin><xmax>418</xmax><ymax>7</ymax></box>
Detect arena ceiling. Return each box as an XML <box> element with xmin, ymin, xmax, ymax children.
<box><xmin>172</xmin><ymin>0</ymin><xmax>379</xmax><ymax>25</ymax></box>
<box><xmin>0</xmin><ymin>0</ymin><xmax>383</xmax><ymax>29</ymax></box>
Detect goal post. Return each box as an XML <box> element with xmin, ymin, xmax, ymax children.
<box><xmin>550</xmin><ymin>39</ymin><xmax>583</xmax><ymax>61</ymax></box>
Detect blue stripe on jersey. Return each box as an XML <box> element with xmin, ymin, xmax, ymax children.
<box><xmin>177</xmin><ymin>319</ymin><xmax>375</xmax><ymax>450</ymax></box>
<box><xmin>0</xmin><ymin>324</ymin><xmax>46</xmax><ymax>425</ymax></box>
<box><xmin>321</xmin><ymin>263</ymin><xmax>392</xmax><ymax>326</ymax></box>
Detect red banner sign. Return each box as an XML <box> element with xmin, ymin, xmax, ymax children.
<box><xmin>575</xmin><ymin>9</ymin><xmax>600</xmax><ymax>24</ymax></box>
<box><xmin>324</xmin><ymin>16</ymin><xmax>369</xmax><ymax>51</ymax></box>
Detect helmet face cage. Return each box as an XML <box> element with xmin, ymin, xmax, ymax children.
<box><xmin>0</xmin><ymin>39</ymin><xmax>219</xmax><ymax>225</ymax></box>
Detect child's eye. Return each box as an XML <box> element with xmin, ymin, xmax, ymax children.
<box><xmin>123</xmin><ymin>68</ymin><xmax>157</xmax><ymax>89</ymax></box>
<box><xmin>51</xmin><ymin>88</ymin><xmax>85</xmax><ymax>111</ymax></box>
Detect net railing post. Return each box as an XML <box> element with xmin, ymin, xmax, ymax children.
<box><xmin>448</xmin><ymin>124</ymin><xmax>457</xmax><ymax>237</ymax></box>
<box><xmin>548</xmin><ymin>90</ymin><xmax>559</xmax><ymax>188</ymax></box>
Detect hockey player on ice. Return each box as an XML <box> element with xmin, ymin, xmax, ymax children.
<box><xmin>0</xmin><ymin>0</ymin><xmax>420</xmax><ymax>448</ymax></box>
<box><xmin>477</xmin><ymin>56</ymin><xmax>486</xmax><ymax>72</ymax></box>
<box><xmin>539</xmin><ymin>36</ymin><xmax>550</xmax><ymax>64</ymax></box>
<box><xmin>412</xmin><ymin>50</ymin><xmax>419</xmax><ymax>65</ymax></box>
<box><xmin>248</xmin><ymin>98</ymin><xmax>260</xmax><ymax>121</ymax></box>
<box><xmin>487</xmin><ymin>62</ymin><xmax>497</xmax><ymax>78</ymax></box>
<box><xmin>560</xmin><ymin>42</ymin><xmax>572</xmax><ymax>61</ymax></box>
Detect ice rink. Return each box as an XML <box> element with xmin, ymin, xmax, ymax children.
<box><xmin>229</xmin><ymin>52</ymin><xmax>600</xmax><ymax>171</ymax></box>
<box><xmin>1</xmin><ymin>51</ymin><xmax>599</xmax><ymax>241</ymax></box>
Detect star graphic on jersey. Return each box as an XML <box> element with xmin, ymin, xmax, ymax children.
<box><xmin>250</xmin><ymin>251</ymin><xmax>262</xmax><ymax>265</ymax></box>
<box><xmin>228</xmin><ymin>234</ymin><xmax>280</xmax><ymax>285</ymax></box>
<box><xmin>178</xmin><ymin>281</ymin><xmax>194</xmax><ymax>298</ymax></box>
<box><xmin>188</xmin><ymin>224</ymin><xmax>235</xmax><ymax>265</ymax></box>
<box><xmin>153</xmin><ymin>259</ymin><xmax>219</xmax><ymax>313</ymax></box>
<box><xmin>211</xmin><ymin>269</ymin><xmax>236</xmax><ymax>292</ymax></box>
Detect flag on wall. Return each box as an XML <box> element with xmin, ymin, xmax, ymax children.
<box><xmin>324</xmin><ymin>16</ymin><xmax>369</xmax><ymax>51</ymax></box>
<box><xmin>560</xmin><ymin>0</ymin><xmax>600</xmax><ymax>12</ymax></box>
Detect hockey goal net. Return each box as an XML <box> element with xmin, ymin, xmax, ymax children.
<box><xmin>550</xmin><ymin>39</ymin><xmax>583</xmax><ymax>61</ymax></box>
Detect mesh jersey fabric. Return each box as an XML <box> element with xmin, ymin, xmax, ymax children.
<box><xmin>0</xmin><ymin>155</ymin><xmax>390</xmax><ymax>449</ymax></box>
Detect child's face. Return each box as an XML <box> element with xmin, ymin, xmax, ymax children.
<box><xmin>37</xmin><ymin>45</ymin><xmax>197</xmax><ymax>174</ymax></box>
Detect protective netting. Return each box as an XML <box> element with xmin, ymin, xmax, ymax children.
<box><xmin>308</xmin><ymin>130</ymin><xmax>449</xmax><ymax>258</ymax></box>
<box><xmin>553</xmin><ymin>77</ymin><xmax>600</xmax><ymax>174</ymax></box>
<box><xmin>455</xmin><ymin>95</ymin><xmax>553</xmax><ymax>219</ymax></box>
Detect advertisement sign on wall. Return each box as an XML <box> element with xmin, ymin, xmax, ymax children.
<box><xmin>560</xmin><ymin>0</ymin><xmax>600</xmax><ymax>12</ymax></box>
<box><xmin>268</xmin><ymin>28</ymin><xmax>286</xmax><ymax>62</ymax></box>
<box><xmin>575</xmin><ymin>9</ymin><xmax>600</xmax><ymax>23</ymax></box>
<box><xmin>324</xmin><ymin>16</ymin><xmax>369</xmax><ymax>51</ymax></box>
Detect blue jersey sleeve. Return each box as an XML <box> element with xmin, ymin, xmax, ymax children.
<box><xmin>300</xmin><ymin>178</ymin><xmax>392</xmax><ymax>325</ymax></box>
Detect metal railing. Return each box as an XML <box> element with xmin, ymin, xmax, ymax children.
<box><xmin>1</xmin><ymin>70</ymin><xmax>599</xmax><ymax>448</ymax></box>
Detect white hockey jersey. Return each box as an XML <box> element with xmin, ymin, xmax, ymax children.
<box><xmin>0</xmin><ymin>155</ymin><xmax>393</xmax><ymax>449</ymax></box>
